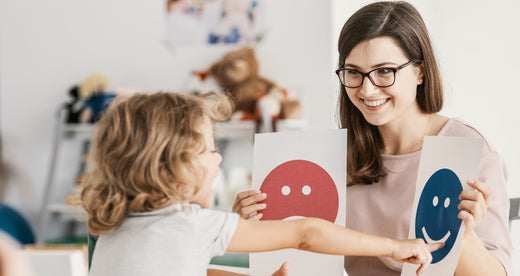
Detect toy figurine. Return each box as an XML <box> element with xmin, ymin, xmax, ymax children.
<box><xmin>78</xmin><ymin>73</ymin><xmax>116</xmax><ymax>124</ymax></box>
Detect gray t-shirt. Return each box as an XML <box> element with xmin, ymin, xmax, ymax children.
<box><xmin>89</xmin><ymin>203</ymin><xmax>239</xmax><ymax>276</ymax></box>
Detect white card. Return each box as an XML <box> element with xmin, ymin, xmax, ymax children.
<box><xmin>250</xmin><ymin>129</ymin><xmax>347</xmax><ymax>276</ymax></box>
<box><xmin>401</xmin><ymin>136</ymin><xmax>483</xmax><ymax>276</ymax></box>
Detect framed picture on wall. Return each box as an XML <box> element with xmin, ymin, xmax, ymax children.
<box><xmin>165</xmin><ymin>0</ymin><xmax>265</xmax><ymax>47</ymax></box>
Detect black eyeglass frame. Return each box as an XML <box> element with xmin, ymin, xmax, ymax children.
<box><xmin>335</xmin><ymin>60</ymin><xmax>417</xmax><ymax>88</ymax></box>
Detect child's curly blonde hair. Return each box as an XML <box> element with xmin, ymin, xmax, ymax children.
<box><xmin>81</xmin><ymin>91</ymin><xmax>233</xmax><ymax>235</ymax></box>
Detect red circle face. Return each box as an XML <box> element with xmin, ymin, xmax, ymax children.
<box><xmin>259</xmin><ymin>160</ymin><xmax>339</xmax><ymax>223</ymax></box>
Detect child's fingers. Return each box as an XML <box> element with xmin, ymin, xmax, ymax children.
<box><xmin>237</xmin><ymin>193</ymin><xmax>267</xmax><ymax>210</ymax></box>
<box><xmin>426</xmin><ymin>242</ymin><xmax>444</xmax><ymax>252</ymax></box>
<box><xmin>236</xmin><ymin>203</ymin><xmax>267</xmax><ymax>219</ymax></box>
<box><xmin>232</xmin><ymin>190</ymin><xmax>261</xmax><ymax>210</ymax></box>
<box><xmin>249</xmin><ymin>212</ymin><xmax>263</xmax><ymax>221</ymax></box>
<box><xmin>416</xmin><ymin>263</ymin><xmax>428</xmax><ymax>275</ymax></box>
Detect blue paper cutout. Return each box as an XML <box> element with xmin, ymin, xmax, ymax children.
<box><xmin>415</xmin><ymin>168</ymin><xmax>463</xmax><ymax>263</ymax></box>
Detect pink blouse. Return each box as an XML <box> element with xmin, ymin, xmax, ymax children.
<box><xmin>345</xmin><ymin>118</ymin><xmax>513</xmax><ymax>275</ymax></box>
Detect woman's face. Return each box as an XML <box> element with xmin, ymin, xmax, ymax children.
<box><xmin>343</xmin><ymin>36</ymin><xmax>423</xmax><ymax>127</ymax></box>
<box><xmin>191</xmin><ymin>116</ymin><xmax>222</xmax><ymax>208</ymax></box>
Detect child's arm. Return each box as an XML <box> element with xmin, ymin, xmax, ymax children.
<box><xmin>227</xmin><ymin>217</ymin><xmax>443</xmax><ymax>275</ymax></box>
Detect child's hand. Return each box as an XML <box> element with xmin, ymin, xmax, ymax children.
<box><xmin>389</xmin><ymin>239</ymin><xmax>444</xmax><ymax>275</ymax></box>
<box><xmin>232</xmin><ymin>190</ymin><xmax>267</xmax><ymax>220</ymax></box>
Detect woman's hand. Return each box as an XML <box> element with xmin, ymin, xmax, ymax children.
<box><xmin>458</xmin><ymin>179</ymin><xmax>491</xmax><ymax>233</ymax></box>
<box><xmin>271</xmin><ymin>262</ymin><xmax>290</xmax><ymax>276</ymax></box>
<box><xmin>232</xmin><ymin>190</ymin><xmax>267</xmax><ymax>220</ymax></box>
<box><xmin>207</xmin><ymin>262</ymin><xmax>289</xmax><ymax>276</ymax></box>
<box><xmin>389</xmin><ymin>239</ymin><xmax>444</xmax><ymax>275</ymax></box>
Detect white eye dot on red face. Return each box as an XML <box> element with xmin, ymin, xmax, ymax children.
<box><xmin>444</xmin><ymin>197</ymin><xmax>450</xmax><ymax>208</ymax></box>
<box><xmin>433</xmin><ymin>196</ymin><xmax>439</xmax><ymax>207</ymax></box>
<box><xmin>281</xmin><ymin>185</ymin><xmax>291</xmax><ymax>196</ymax></box>
<box><xmin>302</xmin><ymin>185</ymin><xmax>311</xmax><ymax>195</ymax></box>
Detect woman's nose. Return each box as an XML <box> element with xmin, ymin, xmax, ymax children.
<box><xmin>359</xmin><ymin>76</ymin><xmax>379</xmax><ymax>97</ymax></box>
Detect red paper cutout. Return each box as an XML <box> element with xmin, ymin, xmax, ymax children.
<box><xmin>259</xmin><ymin>160</ymin><xmax>339</xmax><ymax>223</ymax></box>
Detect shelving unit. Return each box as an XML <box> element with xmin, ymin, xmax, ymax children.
<box><xmin>37</xmin><ymin>110</ymin><xmax>92</xmax><ymax>244</ymax></box>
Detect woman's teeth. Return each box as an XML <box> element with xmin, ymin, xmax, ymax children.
<box><xmin>364</xmin><ymin>99</ymin><xmax>388</xmax><ymax>107</ymax></box>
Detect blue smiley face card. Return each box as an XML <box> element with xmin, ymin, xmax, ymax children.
<box><xmin>401</xmin><ymin>136</ymin><xmax>483</xmax><ymax>276</ymax></box>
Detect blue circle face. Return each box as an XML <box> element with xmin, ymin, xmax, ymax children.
<box><xmin>415</xmin><ymin>168</ymin><xmax>462</xmax><ymax>264</ymax></box>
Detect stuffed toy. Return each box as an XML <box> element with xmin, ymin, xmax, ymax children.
<box><xmin>209</xmin><ymin>47</ymin><xmax>301</xmax><ymax>132</ymax></box>
<box><xmin>63</xmin><ymin>85</ymin><xmax>86</xmax><ymax>124</ymax></box>
<box><xmin>78</xmin><ymin>73</ymin><xmax>116</xmax><ymax>123</ymax></box>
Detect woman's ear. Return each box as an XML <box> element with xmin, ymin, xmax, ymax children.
<box><xmin>417</xmin><ymin>62</ymin><xmax>425</xmax><ymax>85</ymax></box>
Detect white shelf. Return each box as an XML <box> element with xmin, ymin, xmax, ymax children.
<box><xmin>48</xmin><ymin>204</ymin><xmax>87</xmax><ymax>222</ymax></box>
<box><xmin>214</xmin><ymin>121</ymin><xmax>256</xmax><ymax>140</ymax></box>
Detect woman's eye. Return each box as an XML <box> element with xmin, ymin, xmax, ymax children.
<box><xmin>375</xmin><ymin>68</ymin><xmax>393</xmax><ymax>75</ymax></box>
<box><xmin>345</xmin><ymin>69</ymin><xmax>359</xmax><ymax>76</ymax></box>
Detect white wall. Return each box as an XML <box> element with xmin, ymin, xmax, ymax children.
<box><xmin>0</xmin><ymin>0</ymin><xmax>335</xmax><ymax>233</ymax></box>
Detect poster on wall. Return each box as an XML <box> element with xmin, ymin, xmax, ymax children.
<box><xmin>165</xmin><ymin>0</ymin><xmax>265</xmax><ymax>47</ymax></box>
<box><xmin>401</xmin><ymin>136</ymin><xmax>483</xmax><ymax>276</ymax></box>
<box><xmin>249</xmin><ymin>129</ymin><xmax>347</xmax><ymax>276</ymax></box>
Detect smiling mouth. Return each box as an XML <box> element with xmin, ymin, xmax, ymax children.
<box><xmin>363</xmin><ymin>98</ymin><xmax>389</xmax><ymax>107</ymax></box>
<box><xmin>422</xmin><ymin>226</ymin><xmax>451</xmax><ymax>244</ymax></box>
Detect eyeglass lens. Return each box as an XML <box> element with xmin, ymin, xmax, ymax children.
<box><xmin>338</xmin><ymin>68</ymin><xmax>395</xmax><ymax>88</ymax></box>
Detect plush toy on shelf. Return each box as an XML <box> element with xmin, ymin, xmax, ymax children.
<box><xmin>78</xmin><ymin>73</ymin><xmax>116</xmax><ymax>124</ymax></box>
<box><xmin>63</xmin><ymin>85</ymin><xmax>85</xmax><ymax>124</ymax></box>
<box><xmin>207</xmin><ymin>47</ymin><xmax>301</xmax><ymax>132</ymax></box>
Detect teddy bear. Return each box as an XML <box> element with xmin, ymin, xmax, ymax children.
<box><xmin>208</xmin><ymin>47</ymin><xmax>301</xmax><ymax>132</ymax></box>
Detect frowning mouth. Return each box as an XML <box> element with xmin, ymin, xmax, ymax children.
<box><xmin>422</xmin><ymin>226</ymin><xmax>451</xmax><ymax>244</ymax></box>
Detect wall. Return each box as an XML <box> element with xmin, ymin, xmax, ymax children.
<box><xmin>0</xmin><ymin>0</ymin><xmax>335</xmax><ymax>234</ymax></box>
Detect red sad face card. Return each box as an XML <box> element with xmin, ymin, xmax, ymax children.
<box><xmin>259</xmin><ymin>159</ymin><xmax>339</xmax><ymax>223</ymax></box>
<box><xmin>250</xmin><ymin>129</ymin><xmax>347</xmax><ymax>276</ymax></box>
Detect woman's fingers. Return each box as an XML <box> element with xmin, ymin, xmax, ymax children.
<box><xmin>465</xmin><ymin>179</ymin><xmax>491</xmax><ymax>206</ymax></box>
<box><xmin>458</xmin><ymin>179</ymin><xmax>491</xmax><ymax>231</ymax></box>
<box><xmin>458</xmin><ymin>209</ymin><xmax>476</xmax><ymax>230</ymax></box>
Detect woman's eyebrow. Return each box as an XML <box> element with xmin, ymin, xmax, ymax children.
<box><xmin>372</xmin><ymin>62</ymin><xmax>398</xmax><ymax>67</ymax></box>
<box><xmin>344</xmin><ymin>62</ymin><xmax>398</xmax><ymax>68</ymax></box>
<box><xmin>344</xmin><ymin>63</ymin><xmax>360</xmax><ymax>68</ymax></box>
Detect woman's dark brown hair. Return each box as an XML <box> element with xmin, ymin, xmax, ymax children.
<box><xmin>337</xmin><ymin>1</ymin><xmax>443</xmax><ymax>186</ymax></box>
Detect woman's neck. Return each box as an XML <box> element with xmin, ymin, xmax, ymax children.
<box><xmin>379</xmin><ymin>112</ymin><xmax>433</xmax><ymax>155</ymax></box>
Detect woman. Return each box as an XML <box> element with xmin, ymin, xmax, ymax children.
<box><xmin>233</xmin><ymin>1</ymin><xmax>512</xmax><ymax>275</ymax></box>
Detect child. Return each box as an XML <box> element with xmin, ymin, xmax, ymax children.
<box><xmin>80</xmin><ymin>91</ymin><xmax>441</xmax><ymax>276</ymax></box>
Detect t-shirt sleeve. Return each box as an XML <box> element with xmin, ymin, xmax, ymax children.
<box><xmin>475</xmin><ymin>150</ymin><xmax>513</xmax><ymax>274</ymax></box>
<box><xmin>199</xmin><ymin>209</ymin><xmax>240</xmax><ymax>258</ymax></box>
